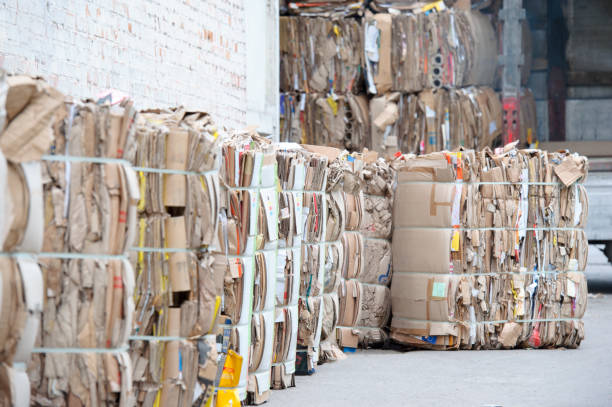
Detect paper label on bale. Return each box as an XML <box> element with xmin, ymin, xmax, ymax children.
<box><xmin>431</xmin><ymin>281</ymin><xmax>447</xmax><ymax>299</ymax></box>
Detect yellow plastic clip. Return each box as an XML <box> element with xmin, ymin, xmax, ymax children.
<box><xmin>422</xmin><ymin>0</ymin><xmax>445</xmax><ymax>12</ymax></box>
<box><xmin>213</xmin><ymin>131</ymin><xmax>219</xmax><ymax>140</ymax></box>
<box><xmin>333</xmin><ymin>24</ymin><xmax>340</xmax><ymax>37</ymax></box>
<box><xmin>200</xmin><ymin>175</ymin><xmax>208</xmax><ymax>192</ymax></box>
<box><xmin>138</xmin><ymin>171</ymin><xmax>146</xmax><ymax>211</ymax></box>
<box><xmin>208</xmin><ymin>296</ymin><xmax>222</xmax><ymax>334</ymax></box>
<box><xmin>152</xmin><ymin>390</ymin><xmax>161</xmax><ymax>407</ymax></box>
<box><xmin>511</xmin><ymin>281</ymin><xmax>518</xmax><ymax>318</ymax></box>
<box><xmin>451</xmin><ymin>231</ymin><xmax>460</xmax><ymax>252</ymax></box>
<box><xmin>138</xmin><ymin>218</ymin><xmax>146</xmax><ymax>270</ymax></box>
<box><xmin>326</xmin><ymin>96</ymin><xmax>338</xmax><ymax>115</ymax></box>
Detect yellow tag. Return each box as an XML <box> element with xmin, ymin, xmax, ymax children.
<box><xmin>527</xmin><ymin>128</ymin><xmax>533</xmax><ymax>144</ymax></box>
<box><xmin>219</xmin><ymin>350</ymin><xmax>243</xmax><ymax>388</ymax></box>
<box><xmin>422</xmin><ymin>0</ymin><xmax>444</xmax><ymax>12</ymax></box>
<box><xmin>200</xmin><ymin>175</ymin><xmax>208</xmax><ymax>192</ymax></box>
<box><xmin>276</xmin><ymin>177</ymin><xmax>282</xmax><ymax>193</ymax></box>
<box><xmin>451</xmin><ymin>231</ymin><xmax>460</xmax><ymax>251</ymax></box>
<box><xmin>553</xmin><ymin>235</ymin><xmax>557</xmax><ymax>246</ymax></box>
<box><xmin>213</xmin><ymin>131</ymin><xmax>219</xmax><ymax>140</ymax></box>
<box><xmin>138</xmin><ymin>218</ymin><xmax>146</xmax><ymax>271</ymax></box>
<box><xmin>138</xmin><ymin>171</ymin><xmax>146</xmax><ymax>211</ymax></box>
<box><xmin>204</xmin><ymin>388</ymin><xmax>215</xmax><ymax>407</ymax></box>
<box><xmin>511</xmin><ymin>281</ymin><xmax>518</xmax><ymax>317</ymax></box>
<box><xmin>327</xmin><ymin>96</ymin><xmax>338</xmax><ymax>116</ymax></box>
<box><xmin>333</xmin><ymin>25</ymin><xmax>340</xmax><ymax>37</ymax></box>
<box><xmin>208</xmin><ymin>296</ymin><xmax>222</xmax><ymax>334</ymax></box>
<box><xmin>153</xmin><ymin>390</ymin><xmax>161</xmax><ymax>407</ymax></box>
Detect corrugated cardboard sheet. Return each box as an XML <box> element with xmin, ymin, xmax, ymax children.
<box><xmin>391</xmin><ymin>145</ymin><xmax>589</xmax><ymax>349</ymax></box>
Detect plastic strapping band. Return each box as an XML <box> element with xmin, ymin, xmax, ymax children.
<box><xmin>336</xmin><ymin>325</ymin><xmax>383</xmax><ymax>331</ymax></box>
<box><xmin>393</xmin><ymin>316</ymin><xmax>582</xmax><ymax>325</ymax></box>
<box><xmin>31</xmin><ymin>346</ymin><xmax>129</xmax><ymax>354</ymax></box>
<box><xmin>129</xmin><ymin>247</ymin><xmax>206</xmax><ymax>254</ymax></box>
<box><xmin>133</xmin><ymin>166</ymin><xmax>218</xmax><ymax>176</ymax></box>
<box><xmin>284</xmin><ymin>189</ymin><xmax>325</xmax><ymax>194</ymax></box>
<box><xmin>363</xmin><ymin>236</ymin><xmax>391</xmax><ymax>242</ymax></box>
<box><xmin>42</xmin><ymin>154</ymin><xmax>220</xmax><ymax>177</ymax></box>
<box><xmin>362</xmin><ymin>193</ymin><xmax>388</xmax><ymax>198</ymax></box>
<box><xmin>398</xmin><ymin>180</ymin><xmax>580</xmax><ymax>186</ymax></box>
<box><xmin>0</xmin><ymin>252</ymin><xmax>128</xmax><ymax>260</ymax></box>
<box><xmin>395</xmin><ymin>226</ymin><xmax>584</xmax><ymax>232</ymax></box>
<box><xmin>129</xmin><ymin>335</ymin><xmax>199</xmax><ymax>342</ymax></box>
<box><xmin>275</xmin><ymin>304</ymin><xmax>298</xmax><ymax>311</ymax></box>
<box><xmin>394</xmin><ymin>269</ymin><xmax>585</xmax><ymax>277</ymax></box>
<box><xmin>42</xmin><ymin>154</ymin><xmax>132</xmax><ymax>166</ymax></box>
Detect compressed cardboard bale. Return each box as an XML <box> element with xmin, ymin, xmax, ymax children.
<box><xmin>284</xmin><ymin>1</ymin><xmax>365</xmax><ymax>17</ymax></box>
<box><xmin>295</xmin><ymin>145</ymin><xmax>334</xmax><ymax>374</ymax></box>
<box><xmin>327</xmin><ymin>151</ymin><xmax>393</xmax><ymax>348</ymax></box>
<box><xmin>280</xmin><ymin>17</ymin><xmax>364</xmax><ymax>94</ymax></box>
<box><xmin>371</xmin><ymin>87</ymin><xmax>503</xmax><ymax>156</ymax></box>
<box><xmin>128</xmin><ymin>108</ymin><xmax>222</xmax><ymax>406</ymax></box>
<box><xmin>319</xmin><ymin>154</ymin><xmax>348</xmax><ymax>363</ymax></box>
<box><xmin>272</xmin><ymin>146</ymin><xmax>308</xmax><ymax>389</ymax></box>
<box><xmin>391</xmin><ymin>145</ymin><xmax>589</xmax><ymax>349</ymax></box>
<box><xmin>247</xmin><ymin>149</ymin><xmax>279</xmax><ymax>405</ymax></box>
<box><xmin>366</xmin><ymin>8</ymin><xmax>498</xmax><ymax>95</ymax></box>
<box><xmin>215</xmin><ymin>131</ymin><xmax>275</xmax><ymax>402</ymax></box>
<box><xmin>280</xmin><ymin>92</ymin><xmax>370</xmax><ymax>152</ymax></box>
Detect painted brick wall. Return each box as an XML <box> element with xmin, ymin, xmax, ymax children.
<box><xmin>0</xmin><ymin>0</ymin><xmax>247</xmax><ymax>129</ymax></box>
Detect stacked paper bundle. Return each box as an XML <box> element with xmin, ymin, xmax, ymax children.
<box><xmin>318</xmin><ymin>148</ymin><xmax>346</xmax><ymax>363</ymax></box>
<box><xmin>280</xmin><ymin>93</ymin><xmax>370</xmax><ymax>151</ymax></box>
<box><xmin>336</xmin><ymin>152</ymin><xmax>391</xmax><ymax>348</ymax></box>
<box><xmin>128</xmin><ymin>109</ymin><xmax>223</xmax><ymax>406</ymax></box>
<box><xmin>247</xmin><ymin>140</ymin><xmax>279</xmax><ymax>405</ymax></box>
<box><xmin>271</xmin><ymin>145</ymin><xmax>307</xmax><ymax>389</ymax></box>
<box><xmin>391</xmin><ymin>144</ymin><xmax>589</xmax><ymax>349</ymax></box>
<box><xmin>283</xmin><ymin>1</ymin><xmax>365</xmax><ymax>17</ymax></box>
<box><xmin>295</xmin><ymin>145</ymin><xmax>329</xmax><ymax>374</ymax></box>
<box><xmin>216</xmin><ymin>131</ymin><xmax>275</xmax><ymax>403</ymax></box>
<box><xmin>370</xmin><ymin>87</ymin><xmax>503</xmax><ymax>155</ymax></box>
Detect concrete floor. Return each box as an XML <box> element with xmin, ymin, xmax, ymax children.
<box><xmin>268</xmin><ymin>246</ymin><xmax>612</xmax><ymax>406</ymax></box>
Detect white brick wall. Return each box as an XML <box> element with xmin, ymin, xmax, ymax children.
<box><xmin>0</xmin><ymin>0</ymin><xmax>247</xmax><ymax>129</ymax></box>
